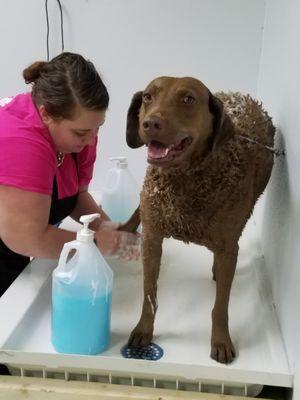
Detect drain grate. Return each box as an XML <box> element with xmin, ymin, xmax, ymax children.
<box><xmin>121</xmin><ymin>342</ymin><xmax>164</xmax><ymax>361</ymax></box>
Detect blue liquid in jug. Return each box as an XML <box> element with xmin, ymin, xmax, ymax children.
<box><xmin>51</xmin><ymin>291</ymin><xmax>112</xmax><ymax>355</ymax></box>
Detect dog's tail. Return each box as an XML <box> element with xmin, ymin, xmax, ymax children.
<box><xmin>117</xmin><ymin>206</ymin><xmax>141</xmax><ymax>233</ymax></box>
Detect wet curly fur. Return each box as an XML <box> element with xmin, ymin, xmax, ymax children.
<box><xmin>124</xmin><ymin>77</ymin><xmax>275</xmax><ymax>364</ymax></box>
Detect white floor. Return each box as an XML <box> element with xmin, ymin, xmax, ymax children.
<box><xmin>0</xmin><ymin>217</ymin><xmax>292</xmax><ymax>394</ymax></box>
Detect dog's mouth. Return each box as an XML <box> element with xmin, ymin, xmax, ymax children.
<box><xmin>147</xmin><ymin>137</ymin><xmax>192</xmax><ymax>165</ymax></box>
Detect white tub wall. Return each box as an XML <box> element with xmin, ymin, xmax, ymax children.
<box><xmin>0</xmin><ymin>0</ymin><xmax>266</xmax><ymax>189</ymax></box>
<box><xmin>256</xmin><ymin>0</ymin><xmax>300</xmax><ymax>398</ymax></box>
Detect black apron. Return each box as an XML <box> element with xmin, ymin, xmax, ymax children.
<box><xmin>0</xmin><ymin>154</ymin><xmax>79</xmax><ymax>297</ymax></box>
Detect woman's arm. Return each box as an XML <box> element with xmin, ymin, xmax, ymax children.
<box><xmin>0</xmin><ymin>185</ymin><xmax>75</xmax><ymax>259</ymax></box>
<box><xmin>69</xmin><ymin>186</ymin><xmax>110</xmax><ymax>231</ymax></box>
<box><xmin>0</xmin><ymin>185</ymin><xmax>140</xmax><ymax>261</ymax></box>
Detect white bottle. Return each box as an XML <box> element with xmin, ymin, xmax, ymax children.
<box><xmin>51</xmin><ymin>213</ymin><xmax>113</xmax><ymax>355</ymax></box>
<box><xmin>101</xmin><ymin>157</ymin><xmax>140</xmax><ymax>224</ymax></box>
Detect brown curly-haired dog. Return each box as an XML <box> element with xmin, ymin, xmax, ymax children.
<box><xmin>124</xmin><ymin>76</ymin><xmax>275</xmax><ymax>364</ymax></box>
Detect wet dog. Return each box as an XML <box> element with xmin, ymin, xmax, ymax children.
<box><xmin>123</xmin><ymin>76</ymin><xmax>275</xmax><ymax>363</ymax></box>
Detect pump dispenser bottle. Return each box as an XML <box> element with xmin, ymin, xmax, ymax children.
<box><xmin>51</xmin><ymin>213</ymin><xmax>113</xmax><ymax>355</ymax></box>
<box><xmin>101</xmin><ymin>157</ymin><xmax>140</xmax><ymax>223</ymax></box>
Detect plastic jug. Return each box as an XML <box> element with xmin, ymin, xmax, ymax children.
<box><xmin>51</xmin><ymin>213</ymin><xmax>113</xmax><ymax>355</ymax></box>
<box><xmin>101</xmin><ymin>157</ymin><xmax>140</xmax><ymax>224</ymax></box>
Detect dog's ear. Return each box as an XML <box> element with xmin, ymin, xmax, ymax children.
<box><xmin>209</xmin><ymin>92</ymin><xmax>233</xmax><ymax>151</ymax></box>
<box><xmin>126</xmin><ymin>91</ymin><xmax>144</xmax><ymax>148</ymax></box>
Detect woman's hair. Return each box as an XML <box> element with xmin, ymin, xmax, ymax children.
<box><xmin>23</xmin><ymin>52</ymin><xmax>109</xmax><ymax>119</ymax></box>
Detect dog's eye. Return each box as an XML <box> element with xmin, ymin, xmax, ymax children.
<box><xmin>182</xmin><ymin>95</ymin><xmax>195</xmax><ymax>104</ymax></box>
<box><xmin>143</xmin><ymin>93</ymin><xmax>152</xmax><ymax>103</ymax></box>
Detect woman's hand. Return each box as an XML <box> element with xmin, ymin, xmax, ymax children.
<box><xmin>95</xmin><ymin>221</ymin><xmax>140</xmax><ymax>261</ymax></box>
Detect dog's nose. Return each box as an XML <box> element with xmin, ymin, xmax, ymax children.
<box><xmin>143</xmin><ymin>116</ymin><xmax>165</xmax><ymax>133</ymax></box>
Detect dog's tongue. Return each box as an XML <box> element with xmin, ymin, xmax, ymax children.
<box><xmin>148</xmin><ymin>141</ymin><xmax>169</xmax><ymax>159</ymax></box>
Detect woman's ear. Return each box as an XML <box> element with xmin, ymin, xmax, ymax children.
<box><xmin>209</xmin><ymin>92</ymin><xmax>233</xmax><ymax>151</ymax></box>
<box><xmin>38</xmin><ymin>105</ymin><xmax>53</xmax><ymax>126</ymax></box>
<box><xmin>126</xmin><ymin>91</ymin><xmax>144</xmax><ymax>148</ymax></box>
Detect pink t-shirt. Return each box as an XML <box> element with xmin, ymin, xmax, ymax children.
<box><xmin>0</xmin><ymin>93</ymin><xmax>97</xmax><ymax>199</ymax></box>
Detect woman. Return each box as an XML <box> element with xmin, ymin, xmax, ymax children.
<box><xmin>0</xmin><ymin>52</ymin><xmax>139</xmax><ymax>297</ymax></box>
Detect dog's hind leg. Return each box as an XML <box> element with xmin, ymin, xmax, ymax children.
<box><xmin>128</xmin><ymin>234</ymin><xmax>163</xmax><ymax>347</ymax></box>
<box><xmin>210</xmin><ymin>243</ymin><xmax>238</xmax><ymax>364</ymax></box>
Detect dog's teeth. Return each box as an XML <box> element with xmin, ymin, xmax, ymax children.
<box><xmin>148</xmin><ymin>140</ymin><xmax>190</xmax><ymax>160</ymax></box>
<box><xmin>148</xmin><ymin>146</ymin><xmax>169</xmax><ymax>159</ymax></box>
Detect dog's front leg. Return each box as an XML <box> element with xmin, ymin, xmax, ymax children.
<box><xmin>210</xmin><ymin>244</ymin><xmax>238</xmax><ymax>364</ymax></box>
<box><xmin>128</xmin><ymin>234</ymin><xmax>163</xmax><ymax>347</ymax></box>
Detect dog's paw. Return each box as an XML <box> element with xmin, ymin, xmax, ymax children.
<box><xmin>128</xmin><ymin>326</ymin><xmax>153</xmax><ymax>347</ymax></box>
<box><xmin>210</xmin><ymin>340</ymin><xmax>236</xmax><ymax>364</ymax></box>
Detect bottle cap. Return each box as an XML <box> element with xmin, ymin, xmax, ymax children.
<box><xmin>77</xmin><ymin>213</ymin><xmax>100</xmax><ymax>242</ymax></box>
<box><xmin>109</xmin><ymin>156</ymin><xmax>127</xmax><ymax>169</ymax></box>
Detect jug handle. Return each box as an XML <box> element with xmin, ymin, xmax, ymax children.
<box><xmin>55</xmin><ymin>242</ymin><xmax>80</xmax><ymax>279</ymax></box>
<box><xmin>104</xmin><ymin>168</ymin><xmax>121</xmax><ymax>193</ymax></box>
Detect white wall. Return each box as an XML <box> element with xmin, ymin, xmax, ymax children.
<box><xmin>257</xmin><ymin>0</ymin><xmax>300</xmax><ymax>397</ymax></box>
<box><xmin>0</xmin><ymin>0</ymin><xmax>265</xmax><ymax>189</ymax></box>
